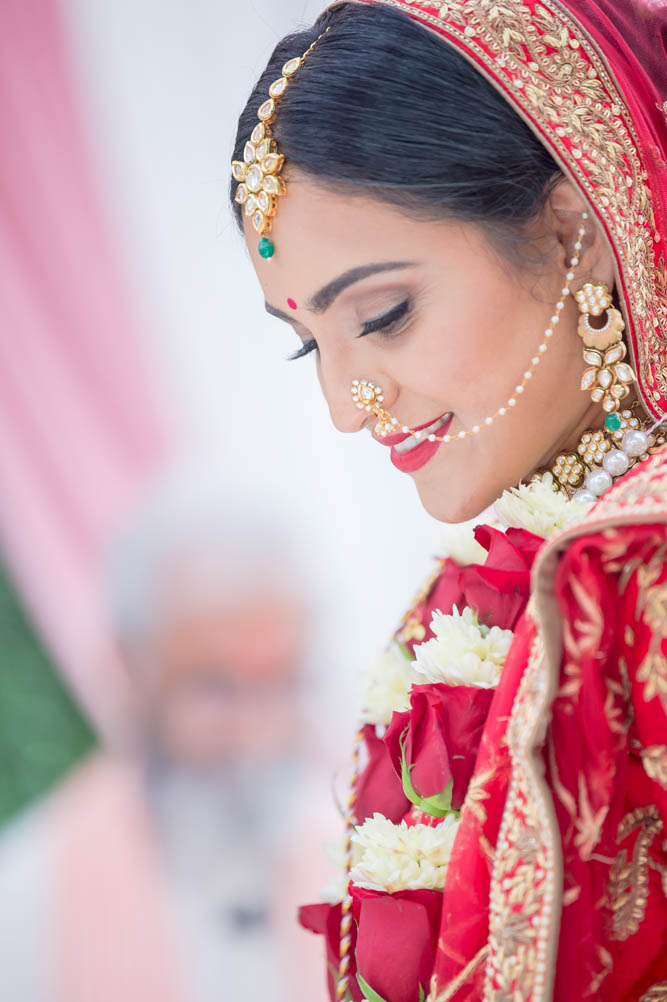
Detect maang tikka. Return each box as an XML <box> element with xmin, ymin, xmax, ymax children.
<box><xmin>231</xmin><ymin>28</ymin><xmax>330</xmax><ymax>260</ymax></box>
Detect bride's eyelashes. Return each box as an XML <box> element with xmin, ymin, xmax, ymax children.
<box><xmin>287</xmin><ymin>298</ymin><xmax>413</xmax><ymax>362</ymax></box>
<box><xmin>287</xmin><ymin>338</ymin><xmax>317</xmax><ymax>361</ymax></box>
<box><xmin>358</xmin><ymin>298</ymin><xmax>412</xmax><ymax>339</ymax></box>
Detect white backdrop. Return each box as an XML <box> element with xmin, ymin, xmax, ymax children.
<box><xmin>61</xmin><ymin>0</ymin><xmax>442</xmax><ymax>735</ymax></box>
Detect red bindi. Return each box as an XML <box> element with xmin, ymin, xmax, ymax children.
<box><xmin>287</xmin><ymin>298</ymin><xmax>298</xmax><ymax>310</ymax></box>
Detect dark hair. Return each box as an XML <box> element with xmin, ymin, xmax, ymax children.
<box><xmin>230</xmin><ymin>2</ymin><xmax>561</xmax><ymax>253</ymax></box>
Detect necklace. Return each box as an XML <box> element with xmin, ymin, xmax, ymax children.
<box><xmin>538</xmin><ymin>406</ymin><xmax>666</xmax><ymax>500</ymax></box>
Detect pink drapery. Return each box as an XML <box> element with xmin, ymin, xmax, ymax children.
<box><xmin>0</xmin><ymin>0</ymin><xmax>170</xmax><ymax>739</ymax></box>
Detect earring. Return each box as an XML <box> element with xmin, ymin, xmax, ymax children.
<box><xmin>575</xmin><ymin>281</ymin><xmax>636</xmax><ymax>414</ymax></box>
<box><xmin>350</xmin><ymin>379</ymin><xmax>397</xmax><ymax>437</ymax></box>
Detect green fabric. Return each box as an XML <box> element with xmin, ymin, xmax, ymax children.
<box><xmin>0</xmin><ymin>563</ymin><xmax>96</xmax><ymax>825</ymax></box>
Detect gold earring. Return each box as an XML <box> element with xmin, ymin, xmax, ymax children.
<box><xmin>351</xmin><ymin>379</ymin><xmax>396</xmax><ymax>437</ymax></box>
<box><xmin>575</xmin><ymin>281</ymin><xmax>635</xmax><ymax>414</ymax></box>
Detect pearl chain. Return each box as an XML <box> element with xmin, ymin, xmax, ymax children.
<box><xmin>360</xmin><ymin>213</ymin><xmax>588</xmax><ymax>444</ymax></box>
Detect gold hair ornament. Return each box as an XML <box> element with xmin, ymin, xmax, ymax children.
<box><xmin>352</xmin><ymin>214</ymin><xmax>589</xmax><ymax>442</ymax></box>
<box><xmin>231</xmin><ymin>28</ymin><xmax>330</xmax><ymax>260</ymax></box>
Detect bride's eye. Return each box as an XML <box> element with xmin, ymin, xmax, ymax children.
<box><xmin>287</xmin><ymin>338</ymin><xmax>317</xmax><ymax>361</ymax></box>
<box><xmin>359</xmin><ymin>298</ymin><xmax>412</xmax><ymax>338</ymax></box>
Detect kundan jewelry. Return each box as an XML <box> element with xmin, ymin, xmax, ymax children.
<box><xmin>231</xmin><ymin>28</ymin><xmax>330</xmax><ymax>260</ymax></box>
<box><xmin>575</xmin><ymin>280</ymin><xmax>636</xmax><ymax>414</ymax></box>
<box><xmin>351</xmin><ymin>214</ymin><xmax>589</xmax><ymax>442</ymax></box>
<box><xmin>538</xmin><ymin>405</ymin><xmax>667</xmax><ymax>499</ymax></box>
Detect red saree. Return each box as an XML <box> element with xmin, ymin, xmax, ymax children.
<box><xmin>355</xmin><ymin>1</ymin><xmax>667</xmax><ymax>999</ymax></box>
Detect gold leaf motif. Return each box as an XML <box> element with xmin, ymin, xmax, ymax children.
<box><xmin>573</xmin><ymin>773</ymin><xmax>608</xmax><ymax>860</ymax></box>
<box><xmin>640</xmin><ymin>983</ymin><xmax>667</xmax><ymax>1002</ymax></box>
<box><xmin>609</xmin><ymin>805</ymin><xmax>663</xmax><ymax>940</ymax></box>
<box><xmin>641</xmin><ymin>746</ymin><xmax>667</xmax><ymax>789</ymax></box>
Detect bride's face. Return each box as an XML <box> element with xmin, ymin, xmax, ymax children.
<box><xmin>243</xmin><ymin>176</ymin><xmax>609</xmax><ymax>522</ymax></box>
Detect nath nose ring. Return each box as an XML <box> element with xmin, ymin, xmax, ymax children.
<box><xmin>351</xmin><ymin>379</ymin><xmax>397</xmax><ymax>438</ymax></box>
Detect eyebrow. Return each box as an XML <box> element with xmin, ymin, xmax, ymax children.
<box><xmin>264</xmin><ymin>260</ymin><xmax>417</xmax><ymax>322</ymax></box>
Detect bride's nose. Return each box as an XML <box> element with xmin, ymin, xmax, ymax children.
<box><xmin>318</xmin><ymin>358</ymin><xmax>395</xmax><ymax>435</ymax></box>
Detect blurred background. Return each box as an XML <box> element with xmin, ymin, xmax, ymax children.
<box><xmin>0</xmin><ymin>1</ymin><xmax>440</xmax><ymax>998</ymax></box>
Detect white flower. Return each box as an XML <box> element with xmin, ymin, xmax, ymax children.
<box><xmin>350</xmin><ymin>812</ymin><xmax>460</xmax><ymax>893</ymax></box>
<box><xmin>494</xmin><ymin>473</ymin><xmax>594</xmax><ymax>539</ymax></box>
<box><xmin>361</xmin><ymin>644</ymin><xmax>421</xmax><ymax>726</ymax></box>
<box><xmin>437</xmin><ymin>519</ymin><xmax>487</xmax><ymax>566</ymax></box>
<box><xmin>320</xmin><ymin>838</ymin><xmax>364</xmax><ymax>904</ymax></box>
<box><xmin>413</xmin><ymin>606</ymin><xmax>513</xmax><ymax>688</ymax></box>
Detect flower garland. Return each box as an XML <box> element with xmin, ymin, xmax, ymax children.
<box><xmin>299</xmin><ymin>480</ymin><xmax>594</xmax><ymax>1002</ymax></box>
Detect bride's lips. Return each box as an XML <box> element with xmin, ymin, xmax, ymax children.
<box><xmin>374</xmin><ymin>413</ymin><xmax>454</xmax><ymax>474</ymax></box>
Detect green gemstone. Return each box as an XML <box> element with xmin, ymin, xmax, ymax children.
<box><xmin>258</xmin><ymin>237</ymin><xmax>275</xmax><ymax>259</ymax></box>
<box><xmin>605</xmin><ymin>413</ymin><xmax>622</xmax><ymax>432</ymax></box>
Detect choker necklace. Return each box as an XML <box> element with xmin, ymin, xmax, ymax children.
<box><xmin>537</xmin><ymin>406</ymin><xmax>666</xmax><ymax>500</ymax></box>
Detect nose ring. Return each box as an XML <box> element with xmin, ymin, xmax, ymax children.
<box><xmin>351</xmin><ymin>379</ymin><xmax>397</xmax><ymax>437</ymax></box>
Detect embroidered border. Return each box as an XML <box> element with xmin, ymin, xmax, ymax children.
<box><xmin>366</xmin><ymin>0</ymin><xmax>667</xmax><ymax>416</ymax></box>
<box><xmin>483</xmin><ymin>631</ymin><xmax>561</xmax><ymax>1002</ymax></box>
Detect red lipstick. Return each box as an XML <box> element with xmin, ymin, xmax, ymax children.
<box><xmin>388</xmin><ymin>414</ymin><xmax>454</xmax><ymax>474</ymax></box>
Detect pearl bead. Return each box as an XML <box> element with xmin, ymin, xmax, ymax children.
<box><xmin>516</xmin><ymin>385</ymin><xmax>524</xmax><ymax>393</ymax></box>
<box><xmin>402</xmin><ymin>426</ymin><xmax>409</xmax><ymax>433</ymax></box>
<box><xmin>602</xmin><ymin>449</ymin><xmax>630</xmax><ymax>476</ymax></box>
<box><xmin>585</xmin><ymin>467</ymin><xmax>613</xmax><ymax>496</ymax></box>
<box><xmin>532</xmin><ymin>356</ymin><xmax>540</xmax><ymax>366</ymax></box>
<box><xmin>509</xmin><ymin>398</ymin><xmax>517</xmax><ymax>406</ymax></box>
<box><xmin>524</xmin><ymin>372</ymin><xmax>532</xmax><ymax>380</ymax></box>
<box><xmin>457</xmin><ymin>431</ymin><xmax>466</xmax><ymax>439</ymax></box>
<box><xmin>499</xmin><ymin>407</ymin><xmax>507</xmax><ymax>416</ymax></box>
<box><xmin>428</xmin><ymin>434</ymin><xmax>436</xmax><ymax>442</ymax></box>
<box><xmin>621</xmin><ymin>429</ymin><xmax>649</xmax><ymax>457</ymax></box>
<box><xmin>472</xmin><ymin>425</ymin><xmax>480</xmax><ymax>434</ymax></box>
<box><xmin>538</xmin><ymin>344</ymin><xmax>547</xmax><ymax>353</ymax></box>
<box><xmin>485</xmin><ymin>417</ymin><xmax>493</xmax><ymax>425</ymax></box>
<box><xmin>545</xmin><ymin>328</ymin><xmax>553</xmax><ymax>337</ymax></box>
<box><xmin>572</xmin><ymin>488</ymin><xmax>597</xmax><ymax>504</ymax></box>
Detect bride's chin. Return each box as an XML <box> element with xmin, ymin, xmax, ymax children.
<box><xmin>413</xmin><ymin>477</ymin><xmax>490</xmax><ymax>525</ymax></box>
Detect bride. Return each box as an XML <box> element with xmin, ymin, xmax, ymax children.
<box><xmin>229</xmin><ymin>1</ymin><xmax>667</xmax><ymax>1000</ymax></box>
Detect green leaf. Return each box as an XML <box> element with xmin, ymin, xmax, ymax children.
<box><xmin>399</xmin><ymin>728</ymin><xmax>459</xmax><ymax>820</ymax></box>
<box><xmin>397</xmin><ymin>640</ymin><xmax>415</xmax><ymax>662</ymax></box>
<box><xmin>357</xmin><ymin>973</ymin><xmax>390</xmax><ymax>1002</ymax></box>
<box><xmin>357</xmin><ymin>972</ymin><xmax>428</xmax><ymax>1002</ymax></box>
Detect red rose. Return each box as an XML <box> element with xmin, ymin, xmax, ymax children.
<box><xmin>384</xmin><ymin>683</ymin><xmax>495</xmax><ymax>812</ymax></box>
<box><xmin>399</xmin><ymin>526</ymin><xmax>544</xmax><ymax>651</ymax></box>
<box><xmin>458</xmin><ymin>525</ymin><xmax>543</xmax><ymax>630</ymax></box>
<box><xmin>355</xmin><ymin>724</ymin><xmax>411</xmax><ymax>824</ymax></box>
<box><xmin>298</xmin><ymin>901</ymin><xmax>364</xmax><ymax>1002</ymax></box>
<box><xmin>350</xmin><ymin>884</ymin><xmax>442</xmax><ymax>1002</ymax></box>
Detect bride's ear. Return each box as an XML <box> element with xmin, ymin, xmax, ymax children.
<box><xmin>548</xmin><ymin>177</ymin><xmax>615</xmax><ymax>286</ymax></box>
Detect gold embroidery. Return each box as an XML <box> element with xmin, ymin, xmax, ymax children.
<box><xmin>641</xmin><ymin>982</ymin><xmax>667</xmax><ymax>1002</ymax></box>
<box><xmin>637</xmin><ymin>649</ymin><xmax>667</xmax><ymax>706</ymax></box>
<box><xmin>429</xmin><ymin>945</ymin><xmax>489</xmax><ymax>1002</ymax></box>
<box><xmin>484</xmin><ymin>632</ymin><xmax>560</xmax><ymax>1002</ymax></box>
<box><xmin>588</xmin><ymin>946</ymin><xmax>613</xmax><ymax>997</ymax></box>
<box><xmin>642</xmin><ymin>745</ymin><xmax>667</xmax><ymax>790</ymax></box>
<box><xmin>608</xmin><ymin>805</ymin><xmax>663</xmax><ymax>940</ymax></box>
<box><xmin>375</xmin><ymin>0</ymin><xmax>667</xmax><ymax>410</ymax></box>
<box><xmin>573</xmin><ymin>773</ymin><xmax>609</xmax><ymax>861</ymax></box>
<box><xmin>635</xmin><ymin>550</ymin><xmax>667</xmax><ymax>708</ymax></box>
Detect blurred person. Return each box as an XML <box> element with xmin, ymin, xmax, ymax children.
<box><xmin>0</xmin><ymin>472</ymin><xmax>337</xmax><ymax>1002</ymax></box>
